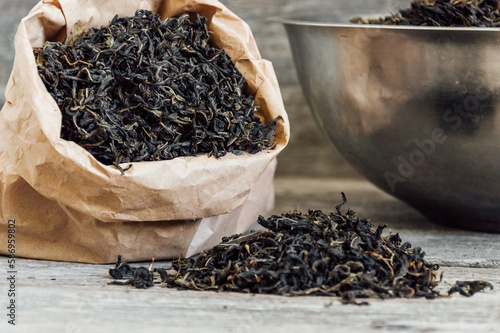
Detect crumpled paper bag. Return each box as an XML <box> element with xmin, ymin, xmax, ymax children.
<box><xmin>0</xmin><ymin>0</ymin><xmax>289</xmax><ymax>263</ymax></box>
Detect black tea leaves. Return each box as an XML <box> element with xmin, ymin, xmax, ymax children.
<box><xmin>108</xmin><ymin>194</ymin><xmax>493</xmax><ymax>304</ymax></box>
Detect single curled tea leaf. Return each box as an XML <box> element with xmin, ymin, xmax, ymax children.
<box><xmin>109</xmin><ymin>255</ymin><xmax>156</xmax><ymax>289</ymax></box>
<box><xmin>108</xmin><ymin>255</ymin><xmax>136</xmax><ymax>279</ymax></box>
<box><xmin>448</xmin><ymin>280</ymin><xmax>494</xmax><ymax>296</ymax></box>
<box><xmin>34</xmin><ymin>10</ymin><xmax>280</xmax><ymax>169</ymax></box>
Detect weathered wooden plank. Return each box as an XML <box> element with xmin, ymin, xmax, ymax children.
<box><xmin>0</xmin><ymin>258</ymin><xmax>498</xmax><ymax>333</ymax></box>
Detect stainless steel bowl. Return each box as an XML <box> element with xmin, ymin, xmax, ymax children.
<box><xmin>278</xmin><ymin>0</ymin><xmax>500</xmax><ymax>232</ymax></box>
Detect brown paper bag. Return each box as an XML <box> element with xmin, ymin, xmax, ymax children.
<box><xmin>0</xmin><ymin>0</ymin><xmax>289</xmax><ymax>263</ymax></box>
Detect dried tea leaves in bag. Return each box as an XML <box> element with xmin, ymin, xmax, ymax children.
<box><xmin>352</xmin><ymin>0</ymin><xmax>500</xmax><ymax>27</ymax></box>
<box><xmin>34</xmin><ymin>10</ymin><xmax>280</xmax><ymax>170</ymax></box>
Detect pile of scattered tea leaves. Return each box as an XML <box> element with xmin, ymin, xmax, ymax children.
<box><xmin>34</xmin><ymin>10</ymin><xmax>280</xmax><ymax>171</ymax></box>
<box><xmin>351</xmin><ymin>0</ymin><xmax>500</xmax><ymax>27</ymax></box>
<box><xmin>108</xmin><ymin>194</ymin><xmax>493</xmax><ymax>304</ymax></box>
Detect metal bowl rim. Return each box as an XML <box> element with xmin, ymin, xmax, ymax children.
<box><xmin>272</xmin><ymin>16</ymin><xmax>500</xmax><ymax>32</ymax></box>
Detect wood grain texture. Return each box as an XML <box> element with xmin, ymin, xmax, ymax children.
<box><xmin>0</xmin><ymin>257</ymin><xmax>498</xmax><ymax>333</ymax></box>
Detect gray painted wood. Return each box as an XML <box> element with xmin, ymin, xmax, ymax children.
<box><xmin>0</xmin><ymin>247</ymin><xmax>498</xmax><ymax>333</ymax></box>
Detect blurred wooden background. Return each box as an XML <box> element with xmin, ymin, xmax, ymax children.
<box><xmin>0</xmin><ymin>0</ymin><xmax>357</xmax><ymax>180</ymax></box>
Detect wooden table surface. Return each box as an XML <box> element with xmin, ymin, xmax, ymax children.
<box><xmin>1</xmin><ymin>172</ymin><xmax>499</xmax><ymax>333</ymax></box>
